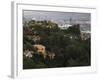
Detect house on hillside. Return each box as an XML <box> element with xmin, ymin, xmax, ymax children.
<box><xmin>58</xmin><ymin>24</ymin><xmax>72</xmax><ymax>29</ymax></box>
<box><xmin>33</xmin><ymin>44</ymin><xmax>46</xmax><ymax>58</ymax></box>
<box><xmin>80</xmin><ymin>31</ymin><xmax>90</xmax><ymax>40</ymax></box>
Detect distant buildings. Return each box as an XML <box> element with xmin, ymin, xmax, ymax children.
<box><xmin>58</xmin><ymin>24</ymin><xmax>72</xmax><ymax>29</ymax></box>
<box><xmin>57</xmin><ymin>18</ymin><xmax>91</xmax><ymax>40</ymax></box>
<box><xmin>80</xmin><ymin>31</ymin><xmax>91</xmax><ymax>40</ymax></box>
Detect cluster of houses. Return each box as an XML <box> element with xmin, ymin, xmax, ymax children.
<box><xmin>58</xmin><ymin>23</ymin><xmax>91</xmax><ymax>40</ymax></box>
<box><xmin>24</xmin><ymin>44</ymin><xmax>56</xmax><ymax>60</ymax></box>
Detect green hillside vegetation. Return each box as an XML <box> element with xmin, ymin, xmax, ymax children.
<box><xmin>23</xmin><ymin>20</ymin><xmax>91</xmax><ymax>69</ymax></box>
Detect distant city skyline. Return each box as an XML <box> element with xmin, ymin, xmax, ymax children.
<box><xmin>23</xmin><ymin>10</ymin><xmax>91</xmax><ymax>32</ymax></box>
<box><xmin>23</xmin><ymin>10</ymin><xmax>91</xmax><ymax>25</ymax></box>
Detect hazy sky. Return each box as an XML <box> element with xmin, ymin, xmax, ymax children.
<box><xmin>23</xmin><ymin>10</ymin><xmax>91</xmax><ymax>24</ymax></box>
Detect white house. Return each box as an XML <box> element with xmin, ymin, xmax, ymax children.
<box><xmin>58</xmin><ymin>24</ymin><xmax>72</xmax><ymax>29</ymax></box>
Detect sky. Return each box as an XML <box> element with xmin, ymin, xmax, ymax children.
<box><xmin>23</xmin><ymin>10</ymin><xmax>91</xmax><ymax>25</ymax></box>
